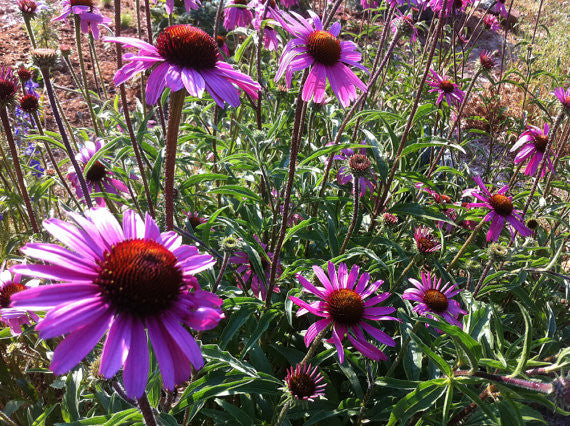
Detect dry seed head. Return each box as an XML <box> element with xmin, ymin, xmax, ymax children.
<box><xmin>31</xmin><ymin>48</ymin><xmax>59</xmax><ymax>69</ymax></box>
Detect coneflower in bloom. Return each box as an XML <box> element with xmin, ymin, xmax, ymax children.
<box><xmin>463</xmin><ymin>176</ymin><xmax>532</xmax><ymax>242</ymax></box>
<box><xmin>52</xmin><ymin>0</ymin><xmax>112</xmax><ymax>40</ymax></box>
<box><xmin>252</xmin><ymin>0</ymin><xmax>281</xmax><ymax>51</ymax></box>
<box><xmin>494</xmin><ymin>0</ymin><xmax>508</xmax><ymax>18</ymax></box>
<box><xmin>390</xmin><ymin>10</ymin><xmax>418</xmax><ymax>42</ymax></box>
<box><xmin>415</xmin><ymin>184</ymin><xmax>456</xmax><ymax>232</ymax></box>
<box><xmin>478</xmin><ymin>49</ymin><xmax>496</xmax><ymax>72</ymax></box>
<box><xmin>229</xmin><ymin>237</ymin><xmax>282</xmax><ymax>299</ymax></box>
<box><xmin>334</xmin><ymin>146</ymin><xmax>375</xmax><ymax>197</ymax></box>
<box><xmin>17</xmin><ymin>66</ymin><xmax>33</xmax><ymax>84</ymax></box>
<box><xmin>17</xmin><ymin>0</ymin><xmax>38</xmax><ymax>19</ymax></box>
<box><xmin>0</xmin><ymin>65</ymin><xmax>20</xmax><ymax>108</ymax></box>
<box><xmin>185</xmin><ymin>211</ymin><xmax>208</xmax><ymax>229</ymax></box>
<box><xmin>403</xmin><ymin>271</ymin><xmax>466</xmax><ymax>328</ymax></box>
<box><xmin>553</xmin><ymin>87</ymin><xmax>570</xmax><ymax>113</ymax></box>
<box><xmin>67</xmin><ymin>140</ymin><xmax>129</xmax><ymax>207</ymax></box>
<box><xmin>383</xmin><ymin>212</ymin><xmax>399</xmax><ymax>226</ymax></box>
<box><xmin>427</xmin><ymin>69</ymin><xmax>464</xmax><ymax>107</ymax></box>
<box><xmin>10</xmin><ymin>208</ymin><xmax>224</xmax><ymax>398</ymax></box>
<box><xmin>414</xmin><ymin>226</ymin><xmax>442</xmax><ymax>253</ymax></box>
<box><xmin>105</xmin><ymin>25</ymin><xmax>261</xmax><ymax>106</ymax></box>
<box><xmin>284</xmin><ymin>364</ymin><xmax>326</xmax><ymax>401</ymax></box>
<box><xmin>0</xmin><ymin>269</ymin><xmax>39</xmax><ymax>335</ymax></box>
<box><xmin>19</xmin><ymin>93</ymin><xmax>40</xmax><ymax>114</ymax></box>
<box><xmin>273</xmin><ymin>10</ymin><xmax>368</xmax><ymax>107</ymax></box>
<box><xmin>483</xmin><ymin>14</ymin><xmax>500</xmax><ymax>32</ymax></box>
<box><xmin>290</xmin><ymin>262</ymin><xmax>398</xmax><ymax>363</ymax></box>
<box><xmin>165</xmin><ymin>0</ymin><xmax>200</xmax><ymax>15</ymax></box>
<box><xmin>223</xmin><ymin>0</ymin><xmax>254</xmax><ymax>31</ymax></box>
<box><xmin>510</xmin><ymin>123</ymin><xmax>554</xmax><ymax>177</ymax></box>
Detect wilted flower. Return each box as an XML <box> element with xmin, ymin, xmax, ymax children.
<box><xmin>0</xmin><ymin>269</ymin><xmax>39</xmax><ymax>335</ymax></box>
<box><xmin>427</xmin><ymin>69</ymin><xmax>464</xmax><ymax>107</ymax></box>
<box><xmin>223</xmin><ymin>0</ymin><xmax>254</xmax><ymax>31</ymax></box>
<box><xmin>67</xmin><ymin>140</ymin><xmax>129</xmax><ymax>207</ymax></box>
<box><xmin>284</xmin><ymin>364</ymin><xmax>326</xmax><ymax>401</ymax></box>
<box><xmin>273</xmin><ymin>10</ymin><xmax>368</xmax><ymax>107</ymax></box>
<box><xmin>414</xmin><ymin>226</ymin><xmax>441</xmax><ymax>253</ymax></box>
<box><xmin>510</xmin><ymin>123</ymin><xmax>554</xmax><ymax>177</ymax></box>
<box><xmin>403</xmin><ymin>271</ymin><xmax>466</xmax><ymax>328</ymax></box>
<box><xmin>11</xmin><ymin>208</ymin><xmax>223</xmax><ymax>398</ymax></box>
<box><xmin>290</xmin><ymin>262</ymin><xmax>398</xmax><ymax>363</ymax></box>
<box><xmin>229</xmin><ymin>237</ymin><xmax>282</xmax><ymax>299</ymax></box>
<box><xmin>105</xmin><ymin>25</ymin><xmax>261</xmax><ymax>106</ymax></box>
<box><xmin>463</xmin><ymin>176</ymin><xmax>532</xmax><ymax>242</ymax></box>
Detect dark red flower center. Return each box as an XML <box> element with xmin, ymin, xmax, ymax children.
<box><xmin>0</xmin><ymin>77</ymin><xmax>18</xmax><ymax>103</ymax></box>
<box><xmin>453</xmin><ymin>0</ymin><xmax>462</xmax><ymax>9</ymax></box>
<box><xmin>479</xmin><ymin>53</ymin><xmax>495</xmax><ymax>70</ymax></box>
<box><xmin>18</xmin><ymin>0</ymin><xmax>37</xmax><ymax>14</ymax></box>
<box><xmin>288</xmin><ymin>372</ymin><xmax>316</xmax><ymax>399</ymax></box>
<box><xmin>327</xmin><ymin>288</ymin><xmax>364</xmax><ymax>326</ymax></box>
<box><xmin>307</xmin><ymin>30</ymin><xmax>341</xmax><ymax>66</ymax></box>
<box><xmin>440</xmin><ymin>79</ymin><xmax>455</xmax><ymax>93</ymax></box>
<box><xmin>234</xmin><ymin>0</ymin><xmax>248</xmax><ymax>4</ymax></box>
<box><xmin>349</xmin><ymin>153</ymin><xmax>371</xmax><ymax>175</ymax></box>
<box><xmin>70</xmin><ymin>0</ymin><xmax>94</xmax><ymax>6</ymax></box>
<box><xmin>17</xmin><ymin>66</ymin><xmax>33</xmax><ymax>81</ymax></box>
<box><xmin>19</xmin><ymin>94</ymin><xmax>39</xmax><ymax>113</ymax></box>
<box><xmin>187</xmin><ymin>214</ymin><xmax>205</xmax><ymax>228</ymax></box>
<box><xmin>533</xmin><ymin>134</ymin><xmax>548</xmax><ymax>153</ymax></box>
<box><xmin>423</xmin><ymin>289</ymin><xmax>448</xmax><ymax>313</ymax></box>
<box><xmin>95</xmin><ymin>239</ymin><xmax>183</xmax><ymax>317</ymax></box>
<box><xmin>0</xmin><ymin>283</ymin><xmax>26</xmax><ymax>308</ymax></box>
<box><xmin>85</xmin><ymin>161</ymin><xmax>107</xmax><ymax>184</ymax></box>
<box><xmin>156</xmin><ymin>25</ymin><xmax>219</xmax><ymax>70</ymax></box>
<box><xmin>417</xmin><ymin>237</ymin><xmax>436</xmax><ymax>251</ymax></box>
<box><xmin>489</xmin><ymin>194</ymin><xmax>513</xmax><ymax>216</ymax></box>
<box><xmin>563</xmin><ymin>95</ymin><xmax>570</xmax><ymax>107</ymax></box>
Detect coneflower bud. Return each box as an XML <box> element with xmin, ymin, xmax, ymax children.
<box><xmin>0</xmin><ymin>65</ymin><xmax>20</xmax><ymax>108</ymax></box>
<box><xmin>59</xmin><ymin>44</ymin><xmax>72</xmax><ymax>57</ymax></box>
<box><xmin>17</xmin><ymin>66</ymin><xmax>33</xmax><ymax>82</ymax></box>
<box><xmin>349</xmin><ymin>153</ymin><xmax>371</xmax><ymax>177</ymax></box>
<box><xmin>525</xmin><ymin>218</ymin><xmax>539</xmax><ymax>231</ymax></box>
<box><xmin>32</xmin><ymin>48</ymin><xmax>58</xmax><ymax>70</ymax></box>
<box><xmin>478</xmin><ymin>50</ymin><xmax>496</xmax><ymax>72</ymax></box>
<box><xmin>19</xmin><ymin>94</ymin><xmax>40</xmax><ymax>113</ymax></box>
<box><xmin>553</xmin><ymin>374</ymin><xmax>570</xmax><ymax>410</ymax></box>
<box><xmin>17</xmin><ymin>0</ymin><xmax>37</xmax><ymax>19</ymax></box>
<box><xmin>221</xmin><ymin>235</ymin><xmax>241</xmax><ymax>252</ymax></box>
<box><xmin>383</xmin><ymin>212</ymin><xmax>398</xmax><ymax>226</ymax></box>
<box><xmin>488</xmin><ymin>243</ymin><xmax>509</xmax><ymax>262</ymax></box>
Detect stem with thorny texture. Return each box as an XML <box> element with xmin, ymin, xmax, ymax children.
<box><xmin>212</xmin><ymin>251</ymin><xmax>230</xmax><ymax>294</ymax></box>
<box><xmin>376</xmin><ymin>8</ymin><xmax>446</xmax><ymax>214</ymax></box>
<box><xmin>0</xmin><ymin>106</ymin><xmax>39</xmax><ymax>233</ymax></box>
<box><xmin>73</xmin><ymin>15</ymin><xmax>101</xmax><ymax>136</ymax></box>
<box><xmin>137</xmin><ymin>393</ymin><xmax>158</xmax><ymax>426</ymax></box>
<box><xmin>265</xmin><ymin>74</ymin><xmax>308</xmax><ymax>309</ymax></box>
<box><xmin>39</xmin><ymin>66</ymin><xmax>93</xmax><ymax>208</ymax></box>
<box><xmin>446</xmin><ymin>218</ymin><xmax>485</xmax><ymax>272</ymax></box>
<box><xmin>472</xmin><ymin>257</ymin><xmax>493</xmax><ymax>299</ymax></box>
<box><xmin>164</xmin><ymin>89</ymin><xmax>187</xmax><ymax>231</ymax></box>
<box><xmin>114</xmin><ymin>0</ymin><xmax>155</xmax><ymax>217</ymax></box>
<box><xmin>340</xmin><ymin>176</ymin><xmax>359</xmax><ymax>254</ymax></box>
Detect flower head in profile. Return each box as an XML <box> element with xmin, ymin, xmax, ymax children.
<box><xmin>10</xmin><ymin>208</ymin><xmax>224</xmax><ymax>398</ymax></box>
<box><xmin>428</xmin><ymin>0</ymin><xmax>471</xmax><ymax>16</ymax></box>
<box><xmin>510</xmin><ymin>123</ymin><xmax>554</xmax><ymax>177</ymax></box>
<box><xmin>334</xmin><ymin>146</ymin><xmax>375</xmax><ymax>197</ymax></box>
<box><xmin>17</xmin><ymin>0</ymin><xmax>38</xmax><ymax>19</ymax></box>
<box><xmin>273</xmin><ymin>10</ymin><xmax>368</xmax><ymax>107</ymax></box>
<box><xmin>165</xmin><ymin>0</ymin><xmax>200</xmax><ymax>15</ymax></box>
<box><xmin>52</xmin><ymin>0</ymin><xmax>112</xmax><ymax>40</ymax></box>
<box><xmin>415</xmin><ymin>183</ymin><xmax>456</xmax><ymax>232</ymax></box>
<box><xmin>403</xmin><ymin>271</ymin><xmax>466</xmax><ymax>328</ymax></box>
<box><xmin>0</xmin><ymin>269</ymin><xmax>39</xmax><ymax>335</ymax></box>
<box><xmin>553</xmin><ymin>87</ymin><xmax>570</xmax><ymax>114</ymax></box>
<box><xmin>185</xmin><ymin>211</ymin><xmax>208</xmax><ymax>229</ymax></box>
<box><xmin>105</xmin><ymin>25</ymin><xmax>261</xmax><ymax>106</ymax></box>
<box><xmin>216</xmin><ymin>35</ymin><xmax>231</xmax><ymax>57</ymax></box>
<box><xmin>279</xmin><ymin>0</ymin><xmax>298</xmax><ymax>7</ymax></box>
<box><xmin>483</xmin><ymin>14</ymin><xmax>500</xmax><ymax>32</ymax></box>
<box><xmin>290</xmin><ymin>262</ymin><xmax>398</xmax><ymax>363</ymax></box>
<box><xmin>0</xmin><ymin>65</ymin><xmax>20</xmax><ymax>108</ymax></box>
<box><xmin>383</xmin><ymin>212</ymin><xmax>399</xmax><ymax>226</ymax></box>
<box><xmin>223</xmin><ymin>0</ymin><xmax>254</xmax><ymax>31</ymax></box>
<box><xmin>478</xmin><ymin>49</ymin><xmax>496</xmax><ymax>72</ymax></box>
<box><xmin>360</xmin><ymin>0</ymin><xmax>378</xmax><ymax>9</ymax></box>
<box><xmin>494</xmin><ymin>0</ymin><xmax>508</xmax><ymax>18</ymax></box>
<box><xmin>427</xmin><ymin>69</ymin><xmax>464</xmax><ymax>107</ymax></box>
<box><xmin>391</xmin><ymin>10</ymin><xmax>418</xmax><ymax>42</ymax></box>
<box><xmin>252</xmin><ymin>0</ymin><xmax>281</xmax><ymax>51</ymax></box>
<box><xmin>463</xmin><ymin>176</ymin><xmax>532</xmax><ymax>242</ymax></box>
<box><xmin>229</xmin><ymin>237</ymin><xmax>282</xmax><ymax>299</ymax></box>
<box><xmin>67</xmin><ymin>140</ymin><xmax>129</xmax><ymax>207</ymax></box>
<box><xmin>284</xmin><ymin>363</ymin><xmax>326</xmax><ymax>401</ymax></box>
<box><xmin>414</xmin><ymin>226</ymin><xmax>441</xmax><ymax>253</ymax></box>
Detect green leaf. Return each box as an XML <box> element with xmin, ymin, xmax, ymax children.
<box><xmin>386</xmin><ymin>379</ymin><xmax>447</xmax><ymax>426</ymax></box>
<box><xmin>240</xmin><ymin>309</ymin><xmax>280</xmax><ymax>359</ymax></box>
<box><xmin>409</xmin><ymin>331</ymin><xmax>453</xmax><ymax>377</ymax></box>
<box><xmin>509</xmin><ymin>302</ymin><xmax>532</xmax><ymax>378</ymax></box>
<box><xmin>388</xmin><ymin>203</ymin><xmax>455</xmax><ymax>225</ymax></box>
<box><xmin>210</xmin><ymin>185</ymin><xmax>261</xmax><ymax>202</ymax></box>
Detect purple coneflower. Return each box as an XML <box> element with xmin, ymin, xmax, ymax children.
<box><xmin>290</xmin><ymin>262</ymin><xmax>398</xmax><ymax>363</ymax></box>
<box><xmin>17</xmin><ymin>0</ymin><xmax>38</xmax><ymax>18</ymax></box>
<box><xmin>216</xmin><ymin>35</ymin><xmax>231</xmax><ymax>57</ymax></box>
<box><xmin>553</xmin><ymin>87</ymin><xmax>570</xmax><ymax>113</ymax></box>
<box><xmin>391</xmin><ymin>10</ymin><xmax>418</xmax><ymax>42</ymax></box>
<box><xmin>185</xmin><ymin>211</ymin><xmax>208</xmax><ymax>229</ymax></box>
<box><xmin>279</xmin><ymin>0</ymin><xmax>298</xmax><ymax>8</ymax></box>
<box><xmin>403</xmin><ymin>271</ymin><xmax>466</xmax><ymax>328</ymax></box>
<box><xmin>483</xmin><ymin>14</ymin><xmax>500</xmax><ymax>32</ymax></box>
<box><xmin>252</xmin><ymin>0</ymin><xmax>281</xmax><ymax>51</ymax></box>
<box><xmin>273</xmin><ymin>10</ymin><xmax>368</xmax><ymax>107</ymax></box>
<box><xmin>415</xmin><ymin>184</ymin><xmax>456</xmax><ymax>232</ymax></box>
<box><xmin>10</xmin><ymin>208</ymin><xmax>224</xmax><ymax>398</ymax></box>
<box><xmin>494</xmin><ymin>0</ymin><xmax>508</xmax><ymax>18</ymax></box>
<box><xmin>52</xmin><ymin>0</ymin><xmax>111</xmax><ymax>40</ymax></box>
<box><xmin>229</xmin><ymin>237</ymin><xmax>281</xmax><ymax>299</ymax></box>
<box><xmin>510</xmin><ymin>123</ymin><xmax>554</xmax><ymax>177</ymax></box>
<box><xmin>427</xmin><ymin>69</ymin><xmax>464</xmax><ymax>107</ymax></box>
<box><xmin>105</xmin><ymin>25</ymin><xmax>261</xmax><ymax>106</ymax></box>
<box><xmin>383</xmin><ymin>212</ymin><xmax>399</xmax><ymax>226</ymax></box>
<box><xmin>463</xmin><ymin>176</ymin><xmax>532</xmax><ymax>242</ymax></box>
<box><xmin>428</xmin><ymin>0</ymin><xmax>471</xmax><ymax>16</ymax></box>
<box><xmin>0</xmin><ymin>65</ymin><xmax>19</xmax><ymax>107</ymax></box>
<box><xmin>223</xmin><ymin>0</ymin><xmax>254</xmax><ymax>30</ymax></box>
<box><xmin>0</xmin><ymin>269</ymin><xmax>39</xmax><ymax>335</ymax></box>
<box><xmin>478</xmin><ymin>49</ymin><xmax>496</xmax><ymax>71</ymax></box>
<box><xmin>334</xmin><ymin>146</ymin><xmax>375</xmax><ymax>197</ymax></box>
<box><xmin>67</xmin><ymin>140</ymin><xmax>129</xmax><ymax>207</ymax></box>
<box><xmin>360</xmin><ymin>0</ymin><xmax>378</xmax><ymax>9</ymax></box>
<box><xmin>414</xmin><ymin>226</ymin><xmax>441</xmax><ymax>253</ymax></box>
<box><xmin>19</xmin><ymin>93</ymin><xmax>40</xmax><ymax>114</ymax></box>
<box><xmin>165</xmin><ymin>0</ymin><xmax>200</xmax><ymax>15</ymax></box>
<box><xmin>284</xmin><ymin>363</ymin><xmax>326</xmax><ymax>401</ymax></box>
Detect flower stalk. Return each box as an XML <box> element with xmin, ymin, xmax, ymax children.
<box><xmin>340</xmin><ymin>177</ymin><xmax>360</xmax><ymax>254</ymax></box>
<box><xmin>446</xmin><ymin>219</ymin><xmax>485</xmax><ymax>272</ymax></box>
<box><xmin>137</xmin><ymin>393</ymin><xmax>158</xmax><ymax>426</ymax></box>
